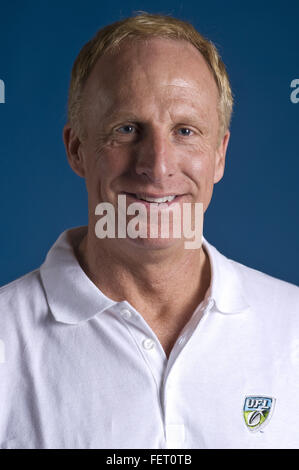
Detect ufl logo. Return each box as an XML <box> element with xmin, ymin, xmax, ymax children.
<box><xmin>243</xmin><ymin>396</ymin><xmax>276</xmax><ymax>432</ymax></box>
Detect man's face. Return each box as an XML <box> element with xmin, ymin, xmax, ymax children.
<box><xmin>66</xmin><ymin>37</ymin><xmax>229</xmax><ymax>249</ymax></box>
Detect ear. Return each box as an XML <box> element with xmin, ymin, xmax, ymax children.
<box><xmin>63</xmin><ymin>123</ymin><xmax>86</xmax><ymax>178</ymax></box>
<box><xmin>214</xmin><ymin>130</ymin><xmax>230</xmax><ymax>184</ymax></box>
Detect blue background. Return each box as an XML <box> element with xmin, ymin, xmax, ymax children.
<box><xmin>0</xmin><ymin>0</ymin><xmax>298</xmax><ymax>286</ymax></box>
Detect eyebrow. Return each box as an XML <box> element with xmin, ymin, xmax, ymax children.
<box><xmin>102</xmin><ymin>110</ymin><xmax>210</xmax><ymax>128</ymax></box>
<box><xmin>102</xmin><ymin>112</ymin><xmax>141</xmax><ymax>126</ymax></box>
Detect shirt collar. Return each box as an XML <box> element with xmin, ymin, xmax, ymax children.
<box><xmin>40</xmin><ymin>226</ymin><xmax>117</xmax><ymax>324</ymax></box>
<box><xmin>202</xmin><ymin>236</ymin><xmax>250</xmax><ymax>315</ymax></box>
<box><xmin>40</xmin><ymin>226</ymin><xmax>250</xmax><ymax>325</ymax></box>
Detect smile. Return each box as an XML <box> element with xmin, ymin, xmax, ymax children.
<box><xmin>135</xmin><ymin>194</ymin><xmax>176</xmax><ymax>203</ymax></box>
<box><xmin>124</xmin><ymin>193</ymin><xmax>181</xmax><ymax>205</ymax></box>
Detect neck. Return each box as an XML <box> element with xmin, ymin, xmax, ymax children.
<box><xmin>75</xmin><ymin>226</ymin><xmax>211</xmax><ymax>321</ymax></box>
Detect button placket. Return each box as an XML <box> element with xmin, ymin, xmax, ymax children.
<box><xmin>120</xmin><ymin>308</ymin><xmax>132</xmax><ymax>320</ymax></box>
<box><xmin>176</xmin><ymin>296</ymin><xmax>215</xmax><ymax>353</ymax></box>
<box><xmin>165</xmin><ymin>423</ymin><xmax>185</xmax><ymax>448</ymax></box>
<box><xmin>204</xmin><ymin>298</ymin><xmax>215</xmax><ymax>311</ymax></box>
<box><xmin>142</xmin><ymin>338</ymin><xmax>155</xmax><ymax>350</ymax></box>
<box><xmin>162</xmin><ymin>298</ymin><xmax>215</xmax><ymax>448</ymax></box>
<box><xmin>117</xmin><ymin>303</ymin><xmax>167</xmax><ymax>389</ymax></box>
<box><xmin>163</xmin><ymin>370</ymin><xmax>186</xmax><ymax>448</ymax></box>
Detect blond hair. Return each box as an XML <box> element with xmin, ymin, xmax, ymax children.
<box><xmin>67</xmin><ymin>12</ymin><xmax>233</xmax><ymax>140</ymax></box>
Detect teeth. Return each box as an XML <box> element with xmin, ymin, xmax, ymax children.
<box><xmin>135</xmin><ymin>194</ymin><xmax>176</xmax><ymax>203</ymax></box>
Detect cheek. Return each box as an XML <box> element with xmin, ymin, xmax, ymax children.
<box><xmin>183</xmin><ymin>147</ymin><xmax>216</xmax><ymax>211</ymax></box>
<box><xmin>85</xmin><ymin>147</ymin><xmax>130</xmax><ymax>200</ymax></box>
<box><xmin>100</xmin><ymin>152</ymin><xmax>132</xmax><ymax>189</ymax></box>
<box><xmin>184</xmin><ymin>145</ymin><xmax>216</xmax><ymax>186</ymax></box>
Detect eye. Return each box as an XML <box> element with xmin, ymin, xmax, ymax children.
<box><xmin>177</xmin><ymin>127</ymin><xmax>193</xmax><ymax>137</ymax></box>
<box><xmin>116</xmin><ymin>125</ymin><xmax>136</xmax><ymax>134</ymax></box>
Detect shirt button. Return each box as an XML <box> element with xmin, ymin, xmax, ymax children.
<box><xmin>142</xmin><ymin>338</ymin><xmax>155</xmax><ymax>350</ymax></box>
<box><xmin>206</xmin><ymin>298</ymin><xmax>214</xmax><ymax>310</ymax></box>
<box><xmin>120</xmin><ymin>308</ymin><xmax>132</xmax><ymax>320</ymax></box>
<box><xmin>178</xmin><ymin>336</ymin><xmax>185</xmax><ymax>345</ymax></box>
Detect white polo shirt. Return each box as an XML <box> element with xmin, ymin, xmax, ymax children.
<box><xmin>0</xmin><ymin>226</ymin><xmax>298</xmax><ymax>449</ymax></box>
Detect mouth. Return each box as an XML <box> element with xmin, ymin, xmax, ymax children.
<box><xmin>121</xmin><ymin>192</ymin><xmax>183</xmax><ymax>206</ymax></box>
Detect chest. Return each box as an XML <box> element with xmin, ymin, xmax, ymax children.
<box><xmin>144</xmin><ymin>317</ymin><xmax>189</xmax><ymax>358</ymax></box>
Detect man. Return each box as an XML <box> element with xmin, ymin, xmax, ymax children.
<box><xmin>0</xmin><ymin>13</ymin><xmax>298</xmax><ymax>449</ymax></box>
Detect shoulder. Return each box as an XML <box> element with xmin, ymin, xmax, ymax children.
<box><xmin>229</xmin><ymin>257</ymin><xmax>299</xmax><ymax>312</ymax></box>
<box><xmin>0</xmin><ymin>270</ymin><xmax>49</xmax><ymax>328</ymax></box>
<box><xmin>0</xmin><ymin>268</ymin><xmax>43</xmax><ymax>300</ymax></box>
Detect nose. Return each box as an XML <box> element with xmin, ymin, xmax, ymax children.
<box><xmin>134</xmin><ymin>128</ymin><xmax>177</xmax><ymax>182</ymax></box>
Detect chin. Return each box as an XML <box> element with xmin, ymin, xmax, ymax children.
<box><xmin>125</xmin><ymin>235</ymin><xmax>184</xmax><ymax>251</ymax></box>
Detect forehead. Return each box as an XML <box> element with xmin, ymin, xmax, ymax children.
<box><xmin>82</xmin><ymin>37</ymin><xmax>219</xmax><ymax>120</ymax></box>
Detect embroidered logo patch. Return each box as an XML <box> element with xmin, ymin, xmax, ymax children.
<box><xmin>243</xmin><ymin>396</ymin><xmax>275</xmax><ymax>432</ymax></box>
